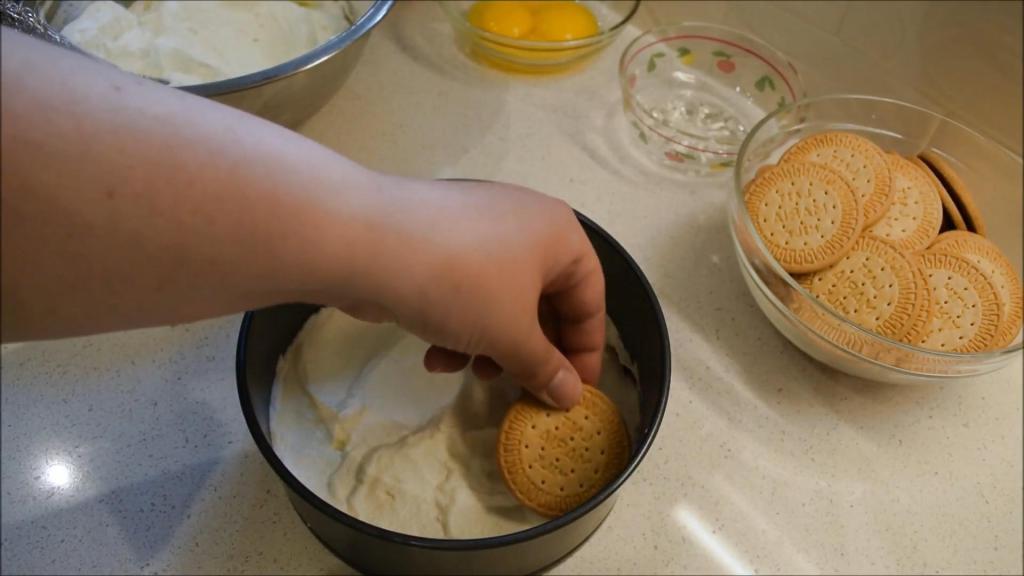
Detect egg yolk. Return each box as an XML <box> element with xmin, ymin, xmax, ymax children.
<box><xmin>467</xmin><ymin>1</ymin><xmax>599</xmax><ymax>42</ymax></box>
<box><xmin>528</xmin><ymin>1</ymin><xmax>599</xmax><ymax>41</ymax></box>
<box><xmin>467</xmin><ymin>1</ymin><xmax>534</xmax><ymax>39</ymax></box>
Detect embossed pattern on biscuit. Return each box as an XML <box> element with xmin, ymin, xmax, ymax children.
<box><xmin>913</xmin><ymin>251</ymin><xmax>1003</xmax><ymax>353</ymax></box>
<box><xmin>745</xmin><ymin>162</ymin><xmax>863</xmax><ymax>274</ymax></box>
<box><xmin>899</xmin><ymin>265</ymin><xmax>934</xmax><ymax>348</ymax></box>
<box><xmin>498</xmin><ymin>386</ymin><xmax>629</xmax><ymax>518</ymax></box>
<box><xmin>801</xmin><ymin>235</ymin><xmax>922</xmax><ymax>339</ymax></box>
<box><xmin>780</xmin><ymin>131</ymin><xmax>893</xmax><ymax>225</ymax></box>
<box><xmin>866</xmin><ymin>154</ymin><xmax>943</xmax><ymax>252</ymax></box>
<box><xmin>930</xmin><ymin>232</ymin><xmax>1023</xmax><ymax>349</ymax></box>
<box><xmin>789</xmin><ymin>295</ymin><xmax>881</xmax><ymax>359</ymax></box>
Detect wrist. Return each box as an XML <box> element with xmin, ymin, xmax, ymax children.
<box><xmin>290</xmin><ymin>170</ymin><xmax>422</xmax><ymax>314</ymax></box>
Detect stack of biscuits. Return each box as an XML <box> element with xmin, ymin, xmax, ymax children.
<box><xmin>745</xmin><ymin>131</ymin><xmax>1023</xmax><ymax>354</ymax></box>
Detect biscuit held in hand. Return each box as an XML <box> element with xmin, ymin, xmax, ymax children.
<box><xmin>497</xmin><ymin>385</ymin><xmax>630</xmax><ymax>517</ymax></box>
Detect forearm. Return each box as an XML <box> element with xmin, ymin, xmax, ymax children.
<box><xmin>0</xmin><ymin>30</ymin><xmax>391</xmax><ymax>341</ymax></box>
<box><xmin>0</xmin><ymin>31</ymin><xmax>604</xmax><ymax>403</ymax></box>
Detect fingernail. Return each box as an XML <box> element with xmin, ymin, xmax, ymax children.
<box><xmin>546</xmin><ymin>368</ymin><xmax>581</xmax><ymax>410</ymax></box>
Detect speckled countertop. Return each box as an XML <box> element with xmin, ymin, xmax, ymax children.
<box><xmin>2</xmin><ymin>2</ymin><xmax>1022</xmax><ymax>574</ymax></box>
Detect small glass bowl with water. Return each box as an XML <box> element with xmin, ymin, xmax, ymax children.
<box><xmin>619</xmin><ymin>23</ymin><xmax>805</xmax><ymax>174</ymax></box>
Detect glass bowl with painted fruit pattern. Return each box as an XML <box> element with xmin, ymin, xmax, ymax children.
<box><xmin>620</xmin><ymin>22</ymin><xmax>806</xmax><ymax>175</ymax></box>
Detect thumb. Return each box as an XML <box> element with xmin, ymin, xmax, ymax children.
<box><xmin>497</xmin><ymin>323</ymin><xmax>583</xmax><ymax>410</ymax></box>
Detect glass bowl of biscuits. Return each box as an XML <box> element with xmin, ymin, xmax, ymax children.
<box><xmin>730</xmin><ymin>94</ymin><xmax>1022</xmax><ymax>383</ymax></box>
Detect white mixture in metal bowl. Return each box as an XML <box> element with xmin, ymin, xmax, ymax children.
<box><xmin>269</xmin><ymin>308</ymin><xmax>641</xmax><ymax>539</ymax></box>
<box><xmin>61</xmin><ymin>1</ymin><xmax>350</xmax><ymax>85</ymax></box>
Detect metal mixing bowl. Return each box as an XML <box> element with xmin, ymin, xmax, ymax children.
<box><xmin>35</xmin><ymin>0</ymin><xmax>393</xmax><ymax>127</ymax></box>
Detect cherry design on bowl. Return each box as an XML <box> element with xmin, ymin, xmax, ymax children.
<box><xmin>676</xmin><ymin>46</ymin><xmax>694</xmax><ymax>66</ymax></box>
<box><xmin>664</xmin><ymin>150</ymin><xmax>696</xmax><ymax>163</ymax></box>
<box><xmin>712</xmin><ymin>49</ymin><xmax>735</xmax><ymax>73</ymax></box>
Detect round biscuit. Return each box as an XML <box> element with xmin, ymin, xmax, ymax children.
<box><xmin>745</xmin><ymin>162</ymin><xmax>863</xmax><ymax>274</ymax></box>
<box><xmin>800</xmin><ymin>235</ymin><xmax>923</xmax><ymax>339</ymax></box>
<box><xmin>929</xmin><ymin>230</ymin><xmax>976</xmax><ymax>248</ymax></box>
<box><xmin>911</xmin><ymin>251</ymin><xmax>1003</xmax><ymax>353</ymax></box>
<box><xmin>919</xmin><ymin>151</ymin><xmax>987</xmax><ymax>236</ymax></box>
<box><xmin>910</xmin><ymin>156</ymin><xmax>968</xmax><ymax>232</ymax></box>
<box><xmin>929</xmin><ymin>232</ymin><xmax>1022</xmax><ymax>349</ymax></box>
<box><xmin>866</xmin><ymin>154</ymin><xmax>943</xmax><ymax>252</ymax></box>
<box><xmin>780</xmin><ymin>131</ymin><xmax>893</xmax><ymax>225</ymax></box>
<box><xmin>498</xmin><ymin>386</ymin><xmax>630</xmax><ymax>518</ymax></box>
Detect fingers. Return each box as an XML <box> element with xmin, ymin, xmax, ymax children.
<box><xmin>423</xmin><ymin>345</ymin><xmax>471</xmax><ymax>373</ymax></box>
<box><xmin>546</xmin><ymin>250</ymin><xmax>606</xmax><ymax>386</ymax></box>
<box><xmin>471</xmin><ymin>355</ymin><xmax>502</xmax><ymax>380</ymax></box>
<box><xmin>425</xmin><ymin>346</ymin><xmax>503</xmax><ymax>380</ymax></box>
<box><xmin>538</xmin><ymin>299</ymin><xmax>561</xmax><ymax>346</ymax></box>
<box><xmin>493</xmin><ymin>322</ymin><xmax>582</xmax><ymax>410</ymax></box>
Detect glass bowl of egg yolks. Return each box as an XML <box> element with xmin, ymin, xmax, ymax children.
<box><xmin>441</xmin><ymin>1</ymin><xmax>641</xmax><ymax>73</ymax></box>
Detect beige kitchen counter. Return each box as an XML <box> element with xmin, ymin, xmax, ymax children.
<box><xmin>2</xmin><ymin>2</ymin><xmax>1021</xmax><ymax>574</ymax></box>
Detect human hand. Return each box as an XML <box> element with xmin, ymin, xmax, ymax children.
<box><xmin>333</xmin><ymin>177</ymin><xmax>605</xmax><ymax>409</ymax></box>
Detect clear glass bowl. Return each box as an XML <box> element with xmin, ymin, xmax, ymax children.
<box><xmin>730</xmin><ymin>95</ymin><xmax>1023</xmax><ymax>383</ymax></box>
<box><xmin>620</xmin><ymin>23</ymin><xmax>805</xmax><ymax>174</ymax></box>
<box><xmin>440</xmin><ymin>0</ymin><xmax>639</xmax><ymax>73</ymax></box>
